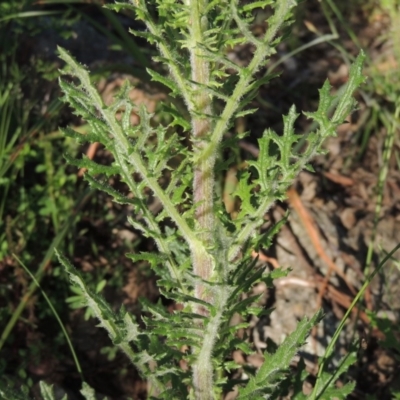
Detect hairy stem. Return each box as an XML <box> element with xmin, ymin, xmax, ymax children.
<box><xmin>188</xmin><ymin>0</ymin><xmax>217</xmax><ymax>398</ymax></box>
<box><xmin>189</xmin><ymin>0</ymin><xmax>215</xmax><ymax>311</ymax></box>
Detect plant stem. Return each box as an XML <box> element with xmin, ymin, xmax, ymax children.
<box><xmin>188</xmin><ymin>1</ymin><xmax>217</xmax><ymax>398</ymax></box>
<box><xmin>189</xmin><ymin>0</ymin><xmax>215</xmax><ymax>310</ymax></box>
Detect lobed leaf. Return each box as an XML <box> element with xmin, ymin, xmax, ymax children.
<box><xmin>237</xmin><ymin>310</ymin><xmax>323</xmax><ymax>398</ymax></box>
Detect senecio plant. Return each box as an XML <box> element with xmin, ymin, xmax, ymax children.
<box><xmin>55</xmin><ymin>0</ymin><xmax>365</xmax><ymax>398</ymax></box>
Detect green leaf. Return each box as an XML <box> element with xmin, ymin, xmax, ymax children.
<box><xmin>64</xmin><ymin>153</ymin><xmax>119</xmax><ymax>176</ymax></box>
<box><xmin>313</xmin><ymin>350</ymin><xmax>357</xmax><ymax>399</ymax></box>
<box><xmin>166</xmin><ymin>291</ymin><xmax>217</xmax><ymax>315</ymax></box>
<box><xmin>235</xmin><ymin>107</ymin><xmax>259</xmax><ymax>118</ymax></box>
<box><xmin>147</xmin><ymin>68</ymin><xmax>180</xmax><ymax>96</ymax></box>
<box><xmin>237</xmin><ymin>310</ymin><xmax>323</xmax><ymax>398</ymax></box>
<box><xmin>290</xmin><ymin>357</ymin><xmax>309</xmax><ymax>400</ymax></box>
<box><xmin>229</xmin><ymin>264</ymin><xmax>266</xmax><ymax>300</ymax></box>
<box><xmin>254</xmin><ymin>212</ymin><xmax>289</xmax><ymax>251</ymax></box>
<box><xmin>84</xmin><ymin>175</ymin><xmax>137</xmax><ymax>206</ymax></box>
<box><xmin>233</xmin><ymin>171</ymin><xmax>256</xmax><ymax>218</ymax></box>
<box><xmin>228</xmin><ymin>293</ymin><xmax>263</xmax><ymax>316</ymax></box>
<box><xmin>126</xmin><ymin>252</ymin><xmax>167</xmax><ymax>268</ymax></box>
<box><xmin>39</xmin><ymin>382</ymin><xmax>56</xmax><ymax>400</ymax></box>
<box><xmin>60</xmin><ymin>127</ymin><xmax>99</xmax><ymax>144</ymax></box>
<box><xmin>332</xmin><ymin>51</ymin><xmax>366</xmax><ymax>125</ymax></box>
<box><xmin>161</xmin><ymin>103</ymin><xmax>191</xmax><ymax>130</ymax></box>
<box><xmin>80</xmin><ymin>382</ymin><xmax>97</xmax><ymax>400</ymax></box>
<box><xmin>242</xmin><ymin>1</ymin><xmax>274</xmax><ymax>11</ymax></box>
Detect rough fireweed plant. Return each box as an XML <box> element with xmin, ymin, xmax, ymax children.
<box><xmin>55</xmin><ymin>0</ymin><xmax>365</xmax><ymax>398</ymax></box>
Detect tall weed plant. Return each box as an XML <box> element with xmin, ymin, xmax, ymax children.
<box><xmin>52</xmin><ymin>0</ymin><xmax>365</xmax><ymax>398</ymax></box>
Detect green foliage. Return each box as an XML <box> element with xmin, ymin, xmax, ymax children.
<box><xmin>56</xmin><ymin>0</ymin><xmax>366</xmax><ymax>398</ymax></box>
<box><xmin>39</xmin><ymin>381</ymin><xmax>68</xmax><ymax>400</ymax></box>
<box><xmin>0</xmin><ymin>377</ymin><xmax>30</xmax><ymax>400</ymax></box>
<box><xmin>0</xmin><ymin>2</ymin><xmax>101</xmax><ymax>392</ymax></box>
<box><xmin>311</xmin><ymin>352</ymin><xmax>356</xmax><ymax>399</ymax></box>
<box><xmin>237</xmin><ymin>311</ymin><xmax>323</xmax><ymax>399</ymax></box>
